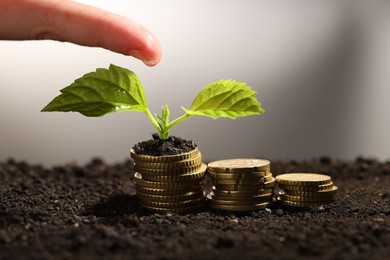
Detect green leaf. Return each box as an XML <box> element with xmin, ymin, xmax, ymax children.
<box><xmin>41</xmin><ymin>64</ymin><xmax>148</xmax><ymax>117</ymax></box>
<box><xmin>183</xmin><ymin>79</ymin><xmax>264</xmax><ymax>119</ymax></box>
<box><xmin>162</xmin><ymin>105</ymin><xmax>170</xmax><ymax>125</ymax></box>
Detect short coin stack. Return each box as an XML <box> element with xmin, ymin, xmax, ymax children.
<box><xmin>131</xmin><ymin>148</ymin><xmax>207</xmax><ymax>214</ymax></box>
<box><xmin>276</xmin><ymin>173</ymin><xmax>338</xmax><ymax>207</ymax></box>
<box><xmin>207</xmin><ymin>159</ymin><xmax>275</xmax><ymax>212</ymax></box>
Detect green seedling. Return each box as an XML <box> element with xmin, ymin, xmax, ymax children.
<box><xmin>42</xmin><ymin>64</ymin><xmax>264</xmax><ymax>140</ymax></box>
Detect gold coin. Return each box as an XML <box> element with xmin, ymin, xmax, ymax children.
<box><xmin>142</xmin><ymin>204</ymin><xmax>204</xmax><ymax>214</ymax></box>
<box><xmin>281</xmin><ymin>200</ymin><xmax>334</xmax><ymax>207</ymax></box>
<box><xmin>140</xmin><ymin>163</ymin><xmax>207</xmax><ymax>182</ymax></box>
<box><xmin>208</xmin><ymin>158</ymin><xmax>271</xmax><ymax>173</ymax></box>
<box><xmin>135</xmin><ymin>153</ymin><xmax>202</xmax><ymax>169</ymax></box>
<box><xmin>212</xmin><ymin>188</ymin><xmax>274</xmax><ymax>197</ymax></box>
<box><xmin>280</xmin><ymin>194</ymin><xmax>335</xmax><ymax>202</ymax></box>
<box><xmin>281</xmin><ymin>185</ymin><xmax>339</xmax><ymax>197</ymax></box>
<box><xmin>135</xmin><ymin>163</ymin><xmax>203</xmax><ymax>176</ymax></box>
<box><xmin>209</xmin><ymin>202</ymin><xmax>272</xmax><ymax>212</ymax></box>
<box><xmin>208</xmin><ymin>171</ymin><xmax>270</xmax><ymax>180</ymax></box>
<box><xmin>278</xmin><ymin>182</ymin><xmax>334</xmax><ymax>192</ymax></box>
<box><xmin>210</xmin><ymin>192</ymin><xmax>273</xmax><ymax>201</ymax></box>
<box><xmin>276</xmin><ymin>173</ymin><xmax>332</xmax><ymax>186</ymax></box>
<box><xmin>214</xmin><ymin>178</ymin><xmax>275</xmax><ymax>191</ymax></box>
<box><xmin>136</xmin><ymin>191</ymin><xmax>204</xmax><ymax>203</ymax></box>
<box><xmin>139</xmin><ymin>197</ymin><xmax>206</xmax><ymax>208</ymax></box>
<box><xmin>208</xmin><ymin>195</ymin><xmax>272</xmax><ymax>205</ymax></box>
<box><xmin>130</xmin><ymin>148</ymin><xmax>198</xmax><ymax>163</ymax></box>
<box><xmin>212</xmin><ymin>174</ymin><xmax>273</xmax><ymax>185</ymax></box>
<box><xmin>135</xmin><ymin>185</ymin><xmax>202</xmax><ymax>195</ymax></box>
<box><xmin>135</xmin><ymin>175</ymin><xmax>202</xmax><ymax>189</ymax></box>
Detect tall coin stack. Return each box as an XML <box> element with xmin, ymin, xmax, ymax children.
<box><xmin>131</xmin><ymin>148</ymin><xmax>207</xmax><ymax>214</ymax></box>
<box><xmin>276</xmin><ymin>173</ymin><xmax>338</xmax><ymax>207</ymax></box>
<box><xmin>207</xmin><ymin>159</ymin><xmax>275</xmax><ymax>212</ymax></box>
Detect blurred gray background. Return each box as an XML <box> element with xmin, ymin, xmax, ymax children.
<box><xmin>1</xmin><ymin>0</ymin><xmax>390</xmax><ymax>166</ymax></box>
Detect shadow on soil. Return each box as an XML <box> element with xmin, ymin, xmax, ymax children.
<box><xmin>83</xmin><ymin>192</ymin><xmax>322</xmax><ymax>219</ymax></box>
<box><xmin>84</xmin><ymin>193</ymin><xmax>141</xmax><ymax>218</ymax></box>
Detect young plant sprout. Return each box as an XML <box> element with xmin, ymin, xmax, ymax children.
<box><xmin>42</xmin><ymin>64</ymin><xmax>264</xmax><ymax>140</ymax></box>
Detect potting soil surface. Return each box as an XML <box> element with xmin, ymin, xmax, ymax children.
<box><xmin>1</xmin><ymin>157</ymin><xmax>390</xmax><ymax>259</ymax></box>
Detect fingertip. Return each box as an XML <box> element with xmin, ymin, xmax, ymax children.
<box><xmin>127</xmin><ymin>34</ymin><xmax>162</xmax><ymax>66</ymax></box>
<box><xmin>34</xmin><ymin>0</ymin><xmax>162</xmax><ymax>66</ymax></box>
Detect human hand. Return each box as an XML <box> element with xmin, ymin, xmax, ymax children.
<box><xmin>0</xmin><ymin>0</ymin><xmax>162</xmax><ymax>66</ymax></box>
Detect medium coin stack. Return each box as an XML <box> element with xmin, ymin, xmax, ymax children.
<box><xmin>131</xmin><ymin>148</ymin><xmax>207</xmax><ymax>214</ymax></box>
<box><xmin>276</xmin><ymin>173</ymin><xmax>338</xmax><ymax>207</ymax></box>
<box><xmin>207</xmin><ymin>158</ymin><xmax>275</xmax><ymax>212</ymax></box>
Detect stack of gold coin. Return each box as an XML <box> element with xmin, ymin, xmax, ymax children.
<box><xmin>131</xmin><ymin>148</ymin><xmax>207</xmax><ymax>214</ymax></box>
<box><xmin>207</xmin><ymin>158</ymin><xmax>275</xmax><ymax>212</ymax></box>
<box><xmin>276</xmin><ymin>173</ymin><xmax>338</xmax><ymax>207</ymax></box>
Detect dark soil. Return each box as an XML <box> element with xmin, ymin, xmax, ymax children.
<box><xmin>132</xmin><ymin>134</ymin><xmax>197</xmax><ymax>156</ymax></box>
<box><xmin>1</xmin><ymin>156</ymin><xmax>390</xmax><ymax>260</ymax></box>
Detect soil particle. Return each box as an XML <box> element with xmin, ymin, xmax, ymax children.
<box><xmin>132</xmin><ymin>134</ymin><xmax>197</xmax><ymax>156</ymax></box>
<box><xmin>1</xmin><ymin>157</ymin><xmax>390</xmax><ymax>259</ymax></box>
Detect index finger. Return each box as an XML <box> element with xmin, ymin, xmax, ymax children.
<box><xmin>0</xmin><ymin>0</ymin><xmax>162</xmax><ymax>66</ymax></box>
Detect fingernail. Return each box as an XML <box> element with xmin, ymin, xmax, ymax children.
<box><xmin>127</xmin><ymin>50</ymin><xmax>159</xmax><ymax>67</ymax></box>
<box><xmin>143</xmin><ymin>60</ymin><xmax>159</xmax><ymax>67</ymax></box>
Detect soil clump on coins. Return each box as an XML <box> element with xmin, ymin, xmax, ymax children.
<box><xmin>1</xmin><ymin>156</ymin><xmax>389</xmax><ymax>259</ymax></box>
<box><xmin>132</xmin><ymin>133</ymin><xmax>197</xmax><ymax>156</ymax></box>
